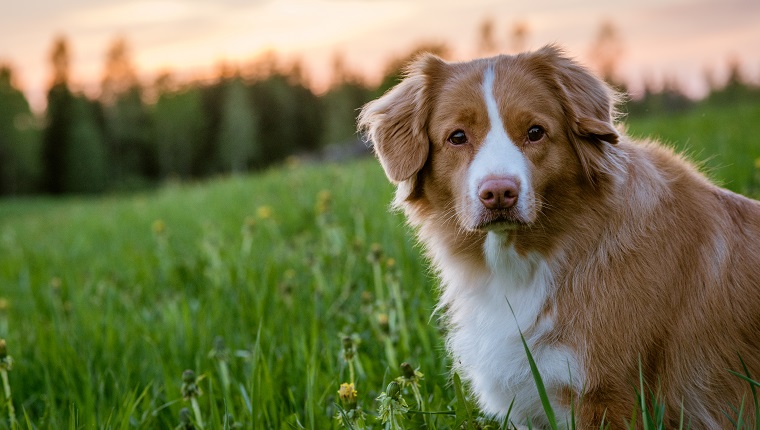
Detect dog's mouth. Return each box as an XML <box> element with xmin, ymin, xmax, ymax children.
<box><xmin>473</xmin><ymin>209</ymin><xmax>526</xmax><ymax>232</ymax></box>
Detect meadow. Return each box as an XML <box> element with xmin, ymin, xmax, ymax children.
<box><xmin>1</xmin><ymin>99</ymin><xmax>759</xmax><ymax>429</ymax></box>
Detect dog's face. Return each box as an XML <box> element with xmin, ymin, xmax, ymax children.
<box><xmin>359</xmin><ymin>46</ymin><xmax>620</xmax><ymax>235</ymax></box>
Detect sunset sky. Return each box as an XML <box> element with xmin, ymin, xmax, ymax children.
<box><xmin>2</xmin><ymin>0</ymin><xmax>760</xmax><ymax>112</ymax></box>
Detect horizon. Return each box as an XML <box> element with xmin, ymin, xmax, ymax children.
<box><xmin>2</xmin><ymin>0</ymin><xmax>760</xmax><ymax>113</ymax></box>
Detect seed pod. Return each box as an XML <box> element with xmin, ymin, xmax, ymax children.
<box><xmin>401</xmin><ymin>362</ymin><xmax>415</xmax><ymax>379</ymax></box>
<box><xmin>386</xmin><ymin>381</ymin><xmax>401</xmax><ymax>399</ymax></box>
<box><xmin>182</xmin><ymin>369</ymin><xmax>196</xmax><ymax>384</ymax></box>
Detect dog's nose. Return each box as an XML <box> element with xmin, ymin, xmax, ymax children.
<box><xmin>478</xmin><ymin>177</ymin><xmax>519</xmax><ymax>210</ymax></box>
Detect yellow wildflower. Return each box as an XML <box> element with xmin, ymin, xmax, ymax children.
<box><xmin>338</xmin><ymin>382</ymin><xmax>358</xmax><ymax>406</ymax></box>
<box><xmin>257</xmin><ymin>206</ymin><xmax>273</xmax><ymax>219</ymax></box>
<box><xmin>151</xmin><ymin>219</ymin><xmax>166</xmax><ymax>235</ymax></box>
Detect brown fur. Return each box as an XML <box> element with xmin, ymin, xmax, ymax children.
<box><xmin>359</xmin><ymin>45</ymin><xmax>760</xmax><ymax>429</ymax></box>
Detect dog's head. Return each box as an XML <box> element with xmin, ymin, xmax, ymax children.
<box><xmin>359</xmin><ymin>45</ymin><xmax>620</xmax><ymax>233</ymax></box>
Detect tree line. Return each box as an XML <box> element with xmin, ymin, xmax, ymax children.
<box><xmin>0</xmin><ymin>28</ymin><xmax>758</xmax><ymax>196</ymax></box>
<box><xmin>0</xmin><ymin>37</ymin><xmax>387</xmax><ymax>196</ymax></box>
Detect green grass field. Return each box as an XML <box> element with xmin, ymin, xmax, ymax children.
<box><xmin>1</xmin><ymin>100</ymin><xmax>759</xmax><ymax>429</ymax></box>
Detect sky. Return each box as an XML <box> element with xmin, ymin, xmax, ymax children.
<box><xmin>2</xmin><ymin>0</ymin><xmax>760</xmax><ymax>112</ymax></box>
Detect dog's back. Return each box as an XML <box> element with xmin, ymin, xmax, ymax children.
<box><xmin>553</xmin><ymin>138</ymin><xmax>760</xmax><ymax>428</ymax></box>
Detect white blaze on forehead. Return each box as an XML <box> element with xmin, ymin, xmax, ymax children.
<box><xmin>468</xmin><ymin>65</ymin><xmax>531</xmax><ymax>208</ymax></box>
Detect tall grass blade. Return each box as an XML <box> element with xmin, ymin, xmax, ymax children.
<box><xmin>520</xmin><ymin>331</ymin><xmax>558</xmax><ymax>430</ymax></box>
<box><xmin>738</xmin><ymin>354</ymin><xmax>760</xmax><ymax>430</ymax></box>
<box><xmin>453</xmin><ymin>372</ymin><xmax>474</xmax><ymax>428</ymax></box>
<box><xmin>638</xmin><ymin>359</ymin><xmax>651</xmax><ymax>430</ymax></box>
<box><xmin>504</xmin><ymin>396</ymin><xmax>516</xmax><ymax>430</ymax></box>
<box><xmin>737</xmin><ymin>396</ymin><xmax>746</xmax><ymax>430</ymax></box>
<box><xmin>506</xmin><ymin>300</ymin><xmax>558</xmax><ymax>430</ymax></box>
<box><xmin>722</xmin><ymin>406</ymin><xmax>739</xmax><ymax>429</ymax></box>
<box><xmin>729</xmin><ymin>371</ymin><xmax>760</xmax><ymax>389</ymax></box>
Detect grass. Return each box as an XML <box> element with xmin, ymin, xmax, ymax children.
<box><xmin>0</xmin><ymin>160</ymin><xmax>450</xmax><ymax>429</ymax></box>
<box><xmin>0</xmin><ymin>99</ymin><xmax>759</xmax><ymax>429</ymax></box>
<box><xmin>624</xmin><ymin>100</ymin><xmax>760</xmax><ymax>196</ymax></box>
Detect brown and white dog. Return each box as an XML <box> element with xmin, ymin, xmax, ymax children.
<box><xmin>358</xmin><ymin>45</ymin><xmax>760</xmax><ymax>429</ymax></box>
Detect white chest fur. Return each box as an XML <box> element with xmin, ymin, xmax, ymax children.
<box><xmin>437</xmin><ymin>233</ymin><xmax>584</xmax><ymax>427</ymax></box>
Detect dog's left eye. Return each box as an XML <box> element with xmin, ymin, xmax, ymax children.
<box><xmin>447</xmin><ymin>130</ymin><xmax>468</xmax><ymax>145</ymax></box>
<box><xmin>527</xmin><ymin>125</ymin><xmax>545</xmax><ymax>143</ymax></box>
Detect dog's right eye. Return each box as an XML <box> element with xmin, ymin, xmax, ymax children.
<box><xmin>447</xmin><ymin>130</ymin><xmax>468</xmax><ymax>145</ymax></box>
<box><xmin>527</xmin><ymin>125</ymin><xmax>545</xmax><ymax>143</ymax></box>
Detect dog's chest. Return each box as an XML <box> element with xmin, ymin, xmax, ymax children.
<box><xmin>442</xmin><ymin>234</ymin><xmax>583</xmax><ymax>424</ymax></box>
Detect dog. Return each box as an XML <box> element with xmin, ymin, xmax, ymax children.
<box><xmin>358</xmin><ymin>45</ymin><xmax>760</xmax><ymax>429</ymax></box>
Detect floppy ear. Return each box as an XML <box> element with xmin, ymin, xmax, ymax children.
<box><xmin>358</xmin><ymin>54</ymin><xmax>446</xmax><ymax>183</ymax></box>
<box><xmin>535</xmin><ymin>45</ymin><xmax>619</xmax><ymax>145</ymax></box>
<box><xmin>531</xmin><ymin>45</ymin><xmax>622</xmax><ymax>183</ymax></box>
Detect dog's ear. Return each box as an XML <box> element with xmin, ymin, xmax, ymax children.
<box><xmin>531</xmin><ymin>45</ymin><xmax>622</xmax><ymax>184</ymax></box>
<box><xmin>534</xmin><ymin>44</ymin><xmax>619</xmax><ymax>145</ymax></box>
<box><xmin>358</xmin><ymin>54</ymin><xmax>446</xmax><ymax>183</ymax></box>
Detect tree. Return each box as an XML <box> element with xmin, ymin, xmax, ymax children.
<box><xmin>330</xmin><ymin>54</ymin><xmax>353</xmax><ymax>88</ymax></box>
<box><xmin>322</xmin><ymin>54</ymin><xmax>372</xmax><ymax>145</ymax></box>
<box><xmin>100</xmin><ymin>37</ymin><xmax>153</xmax><ymax>186</ymax></box>
<box><xmin>249</xmin><ymin>75</ymin><xmax>299</xmax><ymax>167</ymax></box>
<box><xmin>0</xmin><ymin>65</ymin><xmax>42</xmax><ymax>194</ymax></box>
<box><xmin>289</xmin><ymin>79</ymin><xmax>325</xmax><ymax>154</ymax></box>
<box><xmin>101</xmin><ymin>38</ymin><xmax>138</xmax><ymax>105</ymax></box>
<box><xmin>151</xmin><ymin>86</ymin><xmax>208</xmax><ymax>179</ymax></box>
<box><xmin>588</xmin><ymin>20</ymin><xmax>624</xmax><ymax>85</ymax></box>
<box><xmin>509</xmin><ymin>21</ymin><xmax>529</xmax><ymax>54</ymax></box>
<box><xmin>626</xmin><ymin>73</ymin><xmax>694</xmax><ymax>116</ymax></box>
<box><xmin>248</xmin><ymin>65</ymin><xmax>325</xmax><ymax>167</ymax></box>
<box><xmin>51</xmin><ymin>35</ymin><xmax>69</xmax><ymax>87</ymax></box>
<box><xmin>478</xmin><ymin>18</ymin><xmax>498</xmax><ymax>56</ymax></box>
<box><xmin>322</xmin><ymin>81</ymin><xmax>372</xmax><ymax>145</ymax></box>
<box><xmin>63</xmin><ymin>97</ymin><xmax>108</xmax><ymax>193</ymax></box>
<box><xmin>42</xmin><ymin>36</ymin><xmax>74</xmax><ymax>194</ymax></box>
<box><xmin>708</xmin><ymin>58</ymin><xmax>760</xmax><ymax>105</ymax></box>
<box><xmin>374</xmin><ymin>43</ymin><xmax>450</xmax><ymax>97</ymax></box>
<box><xmin>217</xmin><ymin>75</ymin><xmax>257</xmax><ymax>173</ymax></box>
